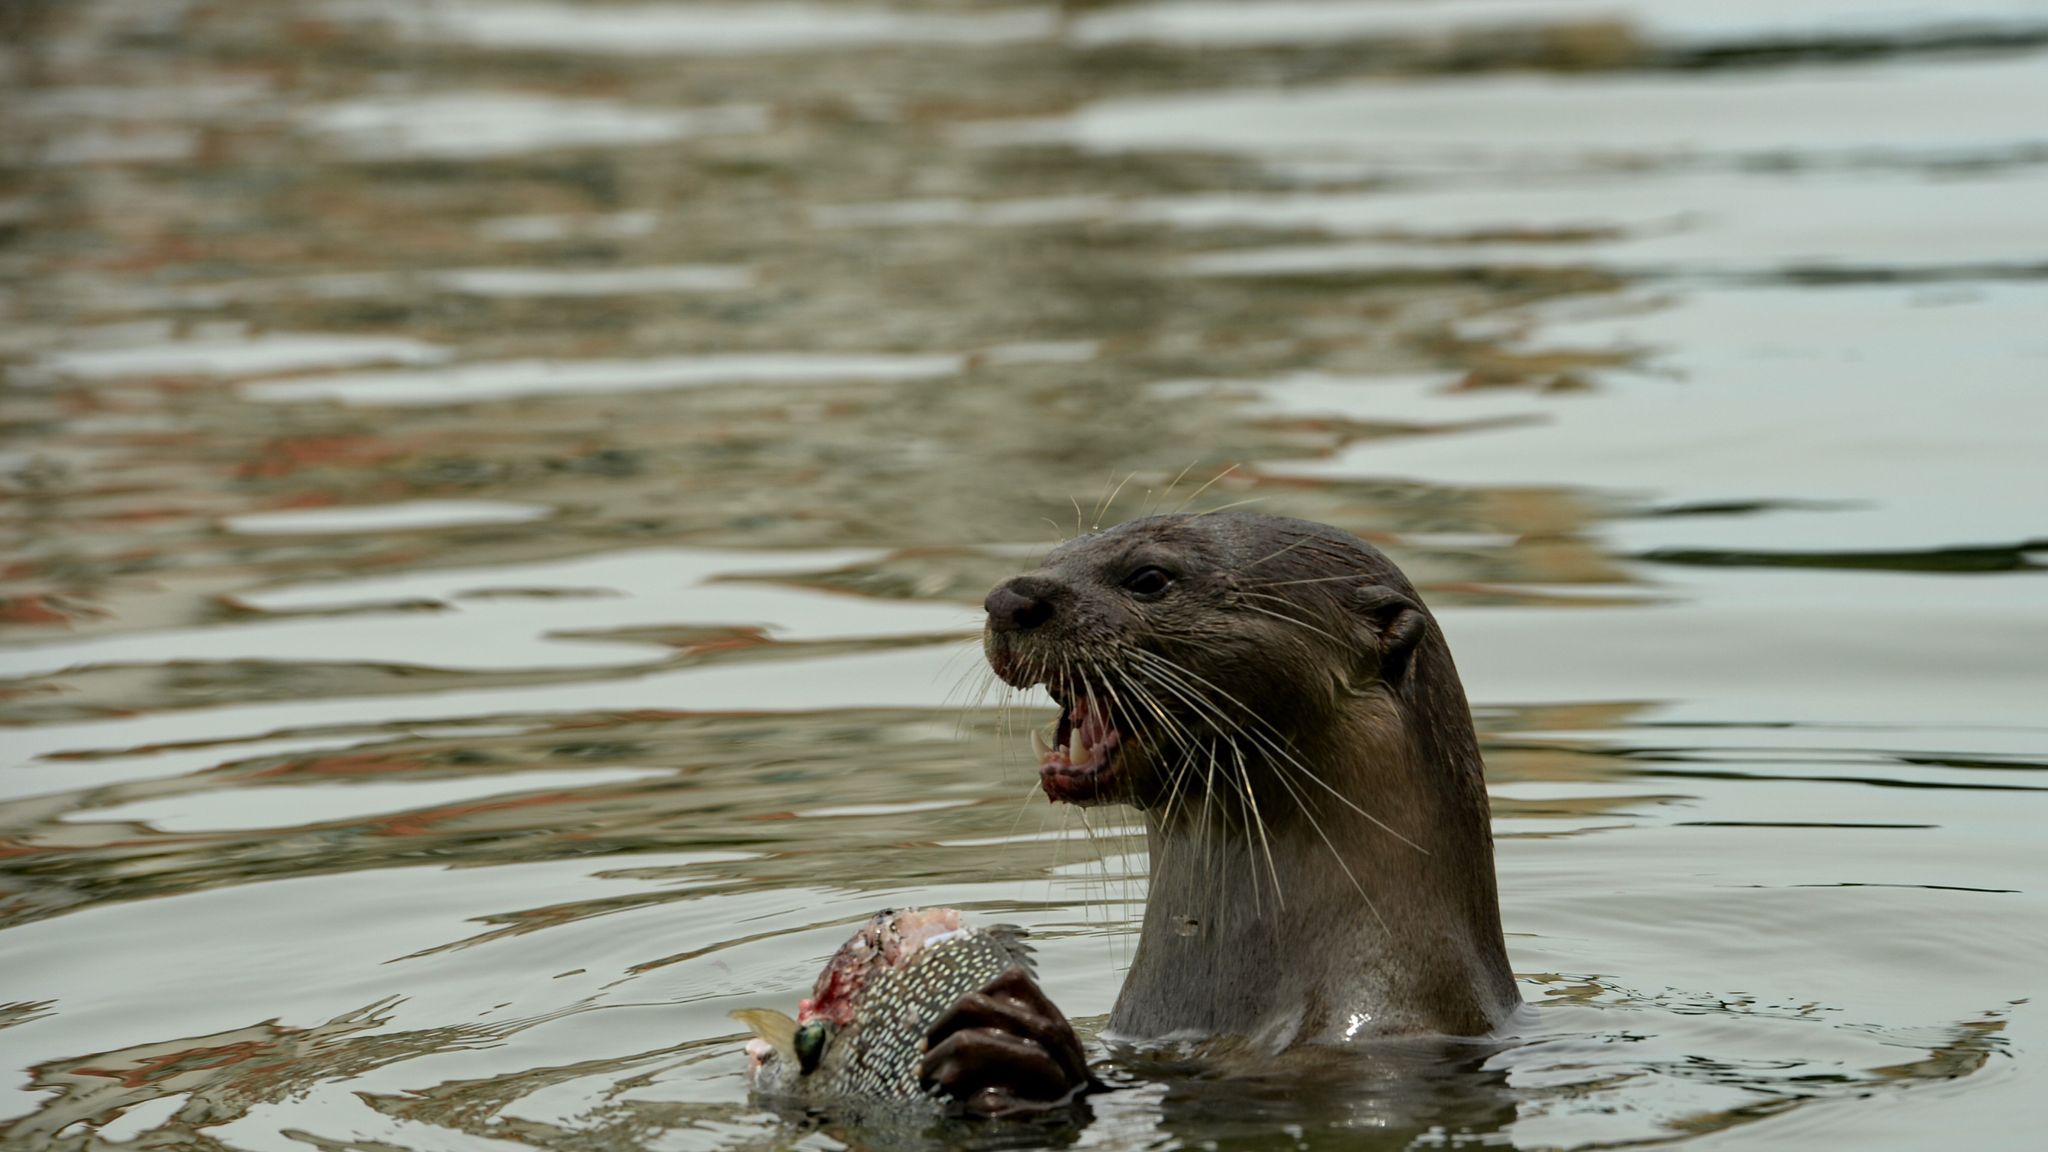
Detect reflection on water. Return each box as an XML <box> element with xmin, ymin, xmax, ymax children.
<box><xmin>2</xmin><ymin>1</ymin><xmax>2044</xmax><ymax>1149</ymax></box>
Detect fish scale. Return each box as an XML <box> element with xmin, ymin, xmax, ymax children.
<box><xmin>828</xmin><ymin>930</ymin><xmax>1024</xmax><ymax>1098</ymax></box>
<box><xmin>739</xmin><ymin>918</ymin><xmax>1036</xmax><ymax>1109</ymax></box>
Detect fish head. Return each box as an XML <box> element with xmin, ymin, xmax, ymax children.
<box><xmin>732</xmin><ymin>1007</ymin><xmax>803</xmax><ymax>1095</ymax></box>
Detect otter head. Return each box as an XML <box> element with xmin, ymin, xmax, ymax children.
<box><xmin>982</xmin><ymin>512</ymin><xmax>1438</xmax><ymax>812</ymax></box>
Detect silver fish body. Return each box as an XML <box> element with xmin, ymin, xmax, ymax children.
<box><xmin>738</xmin><ymin>909</ymin><xmax>1033</xmax><ymax>1108</ymax></box>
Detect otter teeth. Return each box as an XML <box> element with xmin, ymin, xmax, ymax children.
<box><xmin>1030</xmin><ymin>717</ymin><xmax>1092</xmax><ymax>767</ymax></box>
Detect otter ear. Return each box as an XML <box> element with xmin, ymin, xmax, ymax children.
<box><xmin>1350</xmin><ymin>584</ymin><xmax>1426</xmax><ymax>686</ymax></box>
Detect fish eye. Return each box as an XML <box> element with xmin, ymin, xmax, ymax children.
<box><xmin>1122</xmin><ymin>566</ymin><xmax>1174</xmax><ymax>599</ymax></box>
<box><xmin>795</xmin><ymin>1020</ymin><xmax>830</xmax><ymax>1075</ymax></box>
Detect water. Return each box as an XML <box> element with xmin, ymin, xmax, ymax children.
<box><xmin>2</xmin><ymin>1</ymin><xmax>2044</xmax><ymax>1148</ymax></box>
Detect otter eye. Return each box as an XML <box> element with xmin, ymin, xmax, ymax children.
<box><xmin>1122</xmin><ymin>566</ymin><xmax>1174</xmax><ymax>599</ymax></box>
<box><xmin>794</xmin><ymin>1020</ymin><xmax>830</xmax><ymax>1075</ymax></box>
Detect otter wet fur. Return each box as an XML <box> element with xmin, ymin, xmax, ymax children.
<box><xmin>982</xmin><ymin>511</ymin><xmax>1521</xmax><ymax>1047</ymax></box>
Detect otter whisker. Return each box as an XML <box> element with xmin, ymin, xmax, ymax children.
<box><xmin>1100</xmin><ymin>655</ymin><xmax>1212</xmax><ymax>882</ymax></box>
<box><xmin>996</xmin><ymin>673</ymin><xmax>1048</xmax><ymax>777</ymax></box>
<box><xmin>1240</xmin><ymin>532</ymin><xmax>1315</xmax><ymax>572</ymax></box>
<box><xmin>1074</xmin><ymin>670</ymin><xmax>1127</xmax><ymax>925</ymax></box>
<box><xmin>1127</xmin><ymin>648</ymin><xmax>1428</xmax><ymax>855</ymax></box>
<box><xmin>1198</xmin><ymin>740</ymin><xmax>1225</xmax><ymax>888</ymax></box>
<box><xmin>1138</xmin><ymin>649</ymin><xmax>1424</xmax><ymax>857</ymax></box>
<box><xmin>1088</xmin><ymin>470</ymin><xmax>1121</xmax><ymax>532</ymax></box>
<box><xmin>1049</xmin><ymin>801</ymin><xmax>1075</xmax><ymax>907</ymax></box>
<box><xmin>948</xmin><ymin>664</ymin><xmax>1000</xmax><ymax>745</ymax></box>
<box><xmin>1089</xmin><ymin>651</ymin><xmax>1212</xmax><ymax>901</ymax></box>
<box><xmin>1253</xmin><ymin>744</ymin><xmax>1392</xmax><ymax>934</ymax></box>
<box><xmin>1138</xmin><ymin>647</ymin><xmax>1382</xmax><ymax>927</ymax></box>
<box><xmin>1096</xmin><ymin>470</ymin><xmax>1138</xmax><ymax>531</ymax></box>
<box><xmin>943</xmin><ymin>641</ymin><xmax>1001</xmax><ymax>705</ymax></box>
<box><xmin>1121</xmin><ymin>656</ymin><xmax>1232</xmax><ymax>883</ymax></box>
<box><xmin>1155</xmin><ymin>715</ymin><xmax>1221</xmax><ymax>886</ymax></box>
<box><xmin>1121</xmin><ymin>660</ymin><xmax>1278</xmax><ymax>907</ymax></box>
<box><xmin>1073</xmin><ymin>801</ymin><xmax>1105</xmax><ymax>932</ymax></box>
<box><xmin>1125</xmin><ymin>650</ymin><xmax>1291</xmax><ymax>771</ymax></box>
<box><xmin>1122</xmin><ymin>650</ymin><xmax>1262</xmax><ymax>750</ymax></box>
<box><xmin>1248</xmin><ymin>573</ymin><xmax>1383</xmax><ymax>589</ymax></box>
<box><xmin>1208</xmin><ymin>739</ymin><xmax>1266</xmax><ymax>915</ymax></box>
<box><xmin>1079</xmin><ymin>653</ymin><xmax>1137</xmax><ymax>771</ymax></box>
<box><xmin>1234</xmin><ymin>595</ymin><xmax>1346</xmax><ymax>646</ymax></box>
<box><xmin>1230</xmin><ymin>739</ymin><xmax>1286</xmax><ymax>912</ymax></box>
<box><xmin>1001</xmin><ymin>753</ymin><xmax>1058</xmax><ymax>881</ymax></box>
<box><xmin>1100</xmin><ymin>646</ymin><xmax>1203</xmax><ymax>756</ymax></box>
<box><xmin>1189</xmin><ymin>496</ymin><xmax>1267</xmax><ymax>518</ymax></box>
<box><xmin>1001</xmin><ymin>771</ymin><xmax>1043</xmax><ymax>849</ymax></box>
<box><xmin>1057</xmin><ymin>650</ymin><xmax>1076</xmax><ymax>752</ymax></box>
<box><xmin>1125</xmin><ymin>667</ymin><xmax>1278</xmax><ymax>837</ymax></box>
<box><xmin>988</xmin><ymin>674</ymin><xmax>1053</xmax><ymax>878</ymax></box>
<box><xmin>985</xmin><ymin>661</ymin><xmax>1020</xmax><ymax>753</ymax></box>
<box><xmin>1000</xmin><ymin>652</ymin><xmax>1058</xmax><ymax>768</ymax></box>
<box><xmin>1145</xmin><ymin>740</ymin><xmax>1203</xmax><ymax>878</ymax></box>
<box><xmin>1171</xmin><ymin>463</ymin><xmax>1239</xmax><ymax>515</ymax></box>
<box><xmin>939</xmin><ymin>641</ymin><xmax>987</xmax><ymax>704</ymax></box>
<box><xmin>1148</xmin><ymin>459</ymin><xmax>1202</xmax><ymax>518</ymax></box>
<box><xmin>1245</xmin><ymin>538</ymin><xmax>1361</xmax><ymax>578</ymax></box>
<box><xmin>1127</xmin><ymin>649</ymin><xmax>1342</xmax><ymax>779</ymax></box>
<box><xmin>942</xmin><ymin>641</ymin><xmax>1006</xmax><ymax>747</ymax></box>
<box><xmin>1092</xmin><ymin>652</ymin><xmax>1197</xmax><ymax>833</ymax></box>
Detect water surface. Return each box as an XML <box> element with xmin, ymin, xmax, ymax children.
<box><xmin>2</xmin><ymin>2</ymin><xmax>2044</xmax><ymax>1149</ymax></box>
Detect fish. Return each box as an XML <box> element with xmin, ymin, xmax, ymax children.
<box><xmin>734</xmin><ymin>907</ymin><xmax>1035</xmax><ymax>1108</ymax></box>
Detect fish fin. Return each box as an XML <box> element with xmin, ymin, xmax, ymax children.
<box><xmin>985</xmin><ymin>924</ymin><xmax>1039</xmax><ymax>976</ymax></box>
<box><xmin>729</xmin><ymin>1008</ymin><xmax>800</xmax><ymax>1059</ymax></box>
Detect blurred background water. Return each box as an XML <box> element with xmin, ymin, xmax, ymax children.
<box><xmin>2</xmin><ymin>1</ymin><xmax>2045</xmax><ymax>1148</ymax></box>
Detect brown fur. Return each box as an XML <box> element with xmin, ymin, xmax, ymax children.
<box><xmin>984</xmin><ymin>513</ymin><xmax>1520</xmax><ymax>1047</ymax></box>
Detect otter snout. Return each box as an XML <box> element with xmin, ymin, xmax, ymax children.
<box><xmin>984</xmin><ymin>577</ymin><xmax>1056</xmax><ymax>633</ymax></box>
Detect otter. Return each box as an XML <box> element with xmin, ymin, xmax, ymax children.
<box><xmin>918</xmin><ymin>512</ymin><xmax>1517</xmax><ymax>1113</ymax></box>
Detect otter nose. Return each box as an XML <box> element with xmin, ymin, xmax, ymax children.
<box><xmin>985</xmin><ymin>578</ymin><xmax>1055</xmax><ymax>633</ymax></box>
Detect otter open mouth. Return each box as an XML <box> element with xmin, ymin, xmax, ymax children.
<box><xmin>1032</xmin><ymin>690</ymin><xmax>1125</xmax><ymax>804</ymax></box>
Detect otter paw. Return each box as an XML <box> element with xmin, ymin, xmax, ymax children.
<box><xmin>918</xmin><ymin>967</ymin><xmax>1094</xmax><ymax>1117</ymax></box>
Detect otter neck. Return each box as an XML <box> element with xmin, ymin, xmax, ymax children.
<box><xmin>1108</xmin><ymin>702</ymin><xmax>1518</xmax><ymax>1046</ymax></box>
